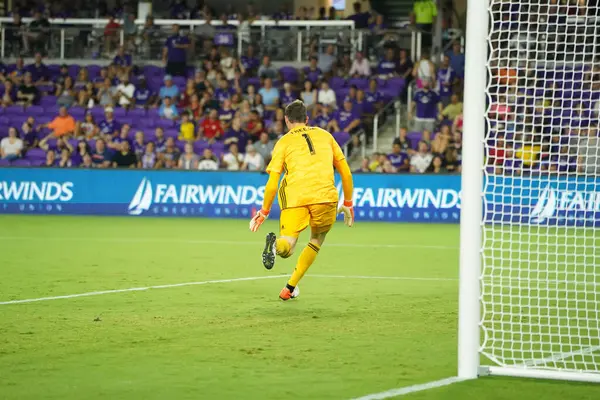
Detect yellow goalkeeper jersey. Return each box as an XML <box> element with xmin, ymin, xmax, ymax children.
<box><xmin>266</xmin><ymin>125</ymin><xmax>345</xmax><ymax>209</ymax></box>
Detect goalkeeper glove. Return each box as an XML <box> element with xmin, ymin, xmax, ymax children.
<box><xmin>249</xmin><ymin>208</ymin><xmax>269</xmax><ymax>232</ymax></box>
<box><xmin>337</xmin><ymin>200</ymin><xmax>354</xmax><ymax>227</ymax></box>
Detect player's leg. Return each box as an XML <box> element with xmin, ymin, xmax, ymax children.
<box><xmin>279</xmin><ymin>202</ymin><xmax>337</xmax><ymax>300</ymax></box>
<box><xmin>262</xmin><ymin>207</ymin><xmax>308</xmax><ymax>270</ymax></box>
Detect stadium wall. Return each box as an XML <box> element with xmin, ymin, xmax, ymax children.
<box><xmin>0</xmin><ymin>168</ymin><xmax>461</xmax><ymax>223</ymax></box>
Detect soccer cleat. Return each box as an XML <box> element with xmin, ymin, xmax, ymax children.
<box><xmin>262</xmin><ymin>232</ymin><xmax>277</xmax><ymax>270</ymax></box>
<box><xmin>279</xmin><ymin>285</ymin><xmax>300</xmax><ymax>301</ymax></box>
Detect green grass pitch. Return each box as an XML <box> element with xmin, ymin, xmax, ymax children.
<box><xmin>0</xmin><ymin>215</ymin><xmax>598</xmax><ymax>399</ymax></box>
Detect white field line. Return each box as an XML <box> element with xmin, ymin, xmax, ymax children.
<box><xmin>351</xmin><ymin>377</ymin><xmax>467</xmax><ymax>400</ymax></box>
<box><xmin>0</xmin><ymin>274</ymin><xmax>457</xmax><ymax>306</ymax></box>
<box><xmin>0</xmin><ymin>236</ymin><xmax>458</xmax><ymax>250</ymax></box>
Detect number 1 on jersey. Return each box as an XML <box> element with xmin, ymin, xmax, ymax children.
<box><xmin>303</xmin><ymin>133</ymin><xmax>316</xmax><ymax>155</ymax></box>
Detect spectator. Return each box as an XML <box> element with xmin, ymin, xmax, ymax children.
<box><xmin>11</xmin><ymin>57</ymin><xmax>27</xmax><ymax>84</ymax></box>
<box><xmin>356</xmin><ymin>157</ymin><xmax>370</xmax><ymax>172</ymax></box>
<box><xmin>80</xmin><ymin>153</ymin><xmax>94</xmax><ymax>168</ymax></box>
<box><xmin>159</xmin><ymin>75</ymin><xmax>180</xmax><ymax>101</ymax></box>
<box><xmin>6</xmin><ymin>13</ymin><xmax>26</xmax><ymax>56</ymax></box>
<box><xmin>97</xmin><ymin>78</ymin><xmax>116</xmax><ymax>107</ymax></box>
<box><xmin>318</xmin><ymin>81</ymin><xmax>337</xmax><ymax>108</ymax></box>
<box><xmin>259</xmin><ymin>78</ymin><xmax>279</xmax><ymax>110</ymax></box>
<box><xmin>215</xmin><ymin>78</ymin><xmax>235</xmax><ymax>103</ymax></box>
<box><xmin>154</xmin><ymin>127</ymin><xmax>166</xmax><ymax>153</ymax></box>
<box><xmin>345</xmin><ymin>85</ymin><xmax>358</xmax><ymax>105</ymax></box>
<box><xmin>104</xmin><ymin>15</ymin><xmax>121</xmax><ymax>55</ymax></box>
<box><xmin>413</xmin><ymin>52</ymin><xmax>436</xmax><ymax>89</ymax></box>
<box><xmin>303</xmin><ymin>56</ymin><xmax>323</xmax><ymax>84</ymax></box>
<box><xmin>55</xmin><ymin>63</ymin><xmax>70</xmax><ymax>86</ymax></box>
<box><xmin>1</xmin><ymin>127</ymin><xmax>23</xmax><ymax>161</ymax></box>
<box><xmin>159</xmin><ymin>137</ymin><xmax>180</xmax><ymax>168</ymax></box>
<box><xmin>27</xmin><ymin>53</ymin><xmax>50</xmax><ymax>85</ymax></box>
<box><xmin>134</xmin><ymin>77</ymin><xmax>156</xmax><ymax>108</ymax></box>
<box><xmin>393</xmin><ymin>127</ymin><xmax>412</xmax><ymax>154</ymax></box>
<box><xmin>349</xmin><ymin>51</ymin><xmax>371</xmax><ymax>78</ymax></box>
<box><xmin>132</xmin><ymin>131</ymin><xmax>146</xmax><ymax>159</ymax></box>
<box><xmin>44</xmin><ymin>150</ymin><xmax>57</xmax><ymax>167</ymax></box>
<box><xmin>55</xmin><ymin>76</ymin><xmax>76</xmax><ymax>108</ymax></box>
<box><xmin>378</xmin><ymin>48</ymin><xmax>398</xmax><ymax>78</ymax></box>
<box><xmin>369</xmin><ymin>13</ymin><xmax>387</xmax><ymax>34</ymax></box>
<box><xmin>410</xmin><ymin>140</ymin><xmax>433</xmax><ymax>173</ymax></box>
<box><xmin>347</xmin><ymin>1</ymin><xmax>371</xmax><ymax>29</ymax></box>
<box><xmin>439</xmin><ymin>94</ymin><xmax>462</xmax><ymax>122</ymax></box>
<box><xmin>365</xmin><ymin>79</ymin><xmax>384</xmax><ymax>113</ymax></box>
<box><xmin>488</xmin><ymin>94</ymin><xmax>512</xmax><ymax>121</ymax></box>
<box><xmin>140</xmin><ymin>142</ymin><xmax>157</xmax><ymax>169</ymax></box>
<box><xmin>436</xmin><ymin>55</ymin><xmax>456</xmax><ymax>105</ymax></box>
<box><xmin>318</xmin><ymin>44</ymin><xmax>336</xmax><ymax>75</ymax></box>
<box><xmin>220</xmin><ymin>49</ymin><xmax>236</xmax><ymax>81</ymax></box>
<box><xmin>446</xmin><ymin>41</ymin><xmax>465</xmax><ymax>79</ymax></box>
<box><xmin>25</xmin><ymin>11</ymin><xmax>50</xmax><ymax>55</ymax></box>
<box><xmin>199</xmin><ymin>109</ymin><xmax>223</xmax><ymax>142</ymax></box>
<box><xmin>428</xmin><ymin>156</ymin><xmax>444</xmax><ymax>173</ymax></box>
<box><xmin>42</xmin><ymin>106</ymin><xmax>76</xmax><ymax>138</ymax></box>
<box><xmin>222</xmin><ymin>142</ymin><xmax>244</xmax><ymax>170</ymax></box>
<box><xmin>411</xmin><ymin>0</ymin><xmax>437</xmax><ymax>49</ymax></box>
<box><xmin>112</xmin><ymin>141</ymin><xmax>137</xmax><ymax>168</ymax></box>
<box><xmin>247</xmin><ymin>110</ymin><xmax>264</xmax><ymax>140</ymax></box>
<box><xmin>336</xmin><ymin>53</ymin><xmax>353</xmax><ymax>78</ymax></box>
<box><xmin>71</xmin><ymin>140</ymin><xmax>90</xmax><ymax>166</ymax></box>
<box><xmin>258</xmin><ymin>55</ymin><xmax>277</xmax><ymax>80</ymax></box>
<box><xmin>280</xmin><ymin>83</ymin><xmax>296</xmax><ymax>108</ymax></box>
<box><xmin>170</xmin><ymin>0</ymin><xmax>189</xmax><ymax>19</ymax></box>
<box><xmin>179</xmin><ymin>112</ymin><xmax>195</xmax><ymax>141</ymax></box>
<box><xmin>397</xmin><ymin>49</ymin><xmax>414</xmax><ymax>83</ymax></box>
<box><xmin>75</xmin><ymin>67</ymin><xmax>91</xmax><ymax>91</ymax></box>
<box><xmin>431</xmin><ymin>125</ymin><xmax>451</xmax><ymax>155</ymax></box>
<box><xmin>410</xmin><ymin>80</ymin><xmax>441</xmax><ymax>132</ymax></box>
<box><xmin>114</xmin><ymin>75</ymin><xmax>135</xmax><ymax>109</ymax></box>
<box><xmin>159</xmin><ymin>97</ymin><xmax>180</xmax><ymax>120</ymax></box>
<box><xmin>444</xmin><ymin>147</ymin><xmax>461</xmax><ymax>173</ymax></box>
<box><xmin>2</xmin><ymin>81</ymin><xmax>16</xmax><ymax>107</ymax></box>
<box><xmin>163</xmin><ymin>24</ymin><xmax>191</xmax><ymax>77</ymax></box>
<box><xmin>113</xmin><ymin>45</ymin><xmax>133</xmax><ymax>75</ymax></box>
<box><xmin>313</xmin><ymin>103</ymin><xmax>340</xmax><ymax>131</ymax></box>
<box><xmin>219</xmin><ymin>99</ymin><xmax>235</xmax><ymax>130</ymax></box>
<box><xmin>91</xmin><ymin>138</ymin><xmax>111</xmax><ymax>168</ymax></box>
<box><xmin>516</xmin><ymin>134</ymin><xmax>541</xmax><ymax>170</ymax></box>
<box><xmin>21</xmin><ymin>118</ymin><xmax>39</xmax><ymax>149</ymax></box>
<box><xmin>241</xmin><ymin>45</ymin><xmax>260</xmax><ymax>76</ymax></box>
<box><xmin>57</xmin><ymin>148</ymin><xmax>73</xmax><ymax>168</ymax></box>
<box><xmin>99</xmin><ymin>107</ymin><xmax>121</xmax><ymax>137</ymax></box>
<box><xmin>336</xmin><ymin>99</ymin><xmax>362</xmax><ymax>134</ymax></box>
<box><xmin>193</xmin><ymin>69</ymin><xmax>208</xmax><ymax>96</ymax></box>
<box><xmin>78</xmin><ymin>82</ymin><xmax>96</xmax><ymax>108</ymax></box>
<box><xmin>253</xmin><ymin>94</ymin><xmax>265</xmax><ymax>117</ymax></box>
<box><xmin>254</xmin><ymin>132</ymin><xmax>274</xmax><ymax>164</ymax></box>
<box><xmin>241</xmin><ymin>144</ymin><xmax>265</xmax><ymax>171</ymax></box>
<box><xmin>109</xmin><ymin>124</ymin><xmax>132</xmax><ymax>150</ymax></box>
<box><xmin>388</xmin><ymin>143</ymin><xmax>410</xmax><ymax>172</ymax></box>
<box><xmin>301</xmin><ymin>80</ymin><xmax>318</xmax><ymax>112</ymax></box>
<box><xmin>197</xmin><ymin>148</ymin><xmax>219</xmax><ymax>170</ymax></box>
<box><xmin>223</xmin><ymin>117</ymin><xmax>249</xmax><ymax>152</ymax></box>
<box><xmin>179</xmin><ymin>79</ymin><xmax>196</xmax><ymax>108</ymax></box>
<box><xmin>17</xmin><ymin>72</ymin><xmax>39</xmax><ymax>105</ymax></box>
<box><xmin>178</xmin><ymin>142</ymin><xmax>199</xmax><ymax>170</ymax></box>
<box><xmin>39</xmin><ymin>133</ymin><xmax>73</xmax><ymax>156</ymax></box>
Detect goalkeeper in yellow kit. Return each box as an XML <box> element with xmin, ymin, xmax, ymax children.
<box><xmin>249</xmin><ymin>100</ymin><xmax>355</xmax><ymax>300</ymax></box>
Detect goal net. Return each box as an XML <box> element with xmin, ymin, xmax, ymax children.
<box><xmin>480</xmin><ymin>0</ymin><xmax>600</xmax><ymax>380</ymax></box>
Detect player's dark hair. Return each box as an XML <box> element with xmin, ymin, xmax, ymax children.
<box><xmin>285</xmin><ymin>100</ymin><xmax>307</xmax><ymax>124</ymax></box>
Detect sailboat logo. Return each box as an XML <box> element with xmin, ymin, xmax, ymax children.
<box><xmin>128</xmin><ymin>178</ymin><xmax>153</xmax><ymax>215</ymax></box>
<box><xmin>529</xmin><ymin>185</ymin><xmax>556</xmax><ymax>224</ymax></box>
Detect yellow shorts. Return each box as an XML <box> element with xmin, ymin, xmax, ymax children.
<box><xmin>279</xmin><ymin>202</ymin><xmax>337</xmax><ymax>238</ymax></box>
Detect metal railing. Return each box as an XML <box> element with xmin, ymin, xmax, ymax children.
<box><xmin>372</xmin><ymin>98</ymin><xmax>402</xmax><ymax>153</ymax></box>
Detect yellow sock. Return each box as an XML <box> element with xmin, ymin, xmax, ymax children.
<box><xmin>276</xmin><ymin>238</ymin><xmax>291</xmax><ymax>258</ymax></box>
<box><xmin>288</xmin><ymin>242</ymin><xmax>320</xmax><ymax>287</ymax></box>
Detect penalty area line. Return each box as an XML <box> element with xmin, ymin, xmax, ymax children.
<box><xmin>351</xmin><ymin>377</ymin><xmax>467</xmax><ymax>400</ymax></box>
<box><xmin>0</xmin><ymin>275</ymin><xmax>457</xmax><ymax>306</ymax></box>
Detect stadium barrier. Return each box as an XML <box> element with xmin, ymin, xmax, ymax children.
<box><xmin>0</xmin><ymin>168</ymin><xmax>461</xmax><ymax>223</ymax></box>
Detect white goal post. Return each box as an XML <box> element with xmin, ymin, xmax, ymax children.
<box><xmin>459</xmin><ymin>0</ymin><xmax>600</xmax><ymax>383</ymax></box>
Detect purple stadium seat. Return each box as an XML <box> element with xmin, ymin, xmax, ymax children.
<box><xmin>143</xmin><ymin>65</ymin><xmax>163</xmax><ymax>77</ymax></box>
<box><xmin>128</xmin><ymin>108</ymin><xmax>147</xmax><ymax>117</ymax></box>
<box><xmin>247</xmin><ymin>77</ymin><xmax>260</xmax><ymax>88</ymax></box>
<box><xmin>164</xmin><ymin>128</ymin><xmax>179</xmax><ymax>139</ymax></box>
<box><xmin>40</xmin><ymin>96</ymin><xmax>57</xmax><ymax>107</ymax></box>
<box><xmin>5</xmin><ymin>105</ymin><xmax>24</xmax><ymax>115</ymax></box>
<box><xmin>87</xmin><ymin>65</ymin><xmax>101</xmax><ymax>78</ymax></box>
<box><xmin>120</xmin><ymin>117</ymin><xmax>134</xmax><ymax>127</ymax></box>
<box><xmin>68</xmin><ymin>65</ymin><xmax>80</xmax><ymax>78</ymax></box>
<box><xmin>332</xmin><ymin>132</ymin><xmax>350</xmax><ymax>147</ymax></box>
<box><xmin>347</xmin><ymin>78</ymin><xmax>369</xmax><ymax>90</ymax></box>
<box><xmin>25</xmin><ymin>148</ymin><xmax>46</xmax><ymax>160</ymax></box>
<box><xmin>0</xmin><ymin>159</ymin><xmax>10</xmax><ymax>166</ymax></box>
<box><xmin>193</xmin><ymin>140</ymin><xmax>209</xmax><ymax>153</ymax></box>
<box><xmin>0</xmin><ymin>116</ymin><xmax>10</xmax><ymax>125</ymax></box>
<box><xmin>69</xmin><ymin>107</ymin><xmax>86</xmax><ymax>119</ymax></box>
<box><xmin>155</xmin><ymin>119</ymin><xmax>175</xmax><ymax>129</ymax></box>
<box><xmin>68</xmin><ymin>139</ymin><xmax>79</xmax><ymax>148</ymax></box>
<box><xmin>279</xmin><ymin>66</ymin><xmax>298</xmax><ymax>83</ymax></box>
<box><xmin>87</xmin><ymin>139</ymin><xmax>96</xmax><ymax>149</ymax></box>
<box><xmin>38</xmin><ymin>84</ymin><xmax>55</xmax><ymax>93</ymax></box>
<box><xmin>175</xmin><ymin>140</ymin><xmax>186</xmax><ymax>151</ymax></box>
<box><xmin>329</xmin><ymin>77</ymin><xmax>345</xmax><ymax>90</ymax></box>
<box><xmin>46</xmin><ymin>139</ymin><xmax>58</xmax><ymax>149</ymax></box>
<box><xmin>30</xmin><ymin>159</ymin><xmax>46</xmax><ymax>167</ymax></box>
<box><xmin>11</xmin><ymin>159</ymin><xmax>31</xmax><ymax>167</ymax></box>
<box><xmin>144</xmin><ymin>130</ymin><xmax>157</xmax><ymax>142</ymax></box>
<box><xmin>112</xmin><ymin>108</ymin><xmax>127</xmax><ymax>118</ymax></box>
<box><xmin>387</xmin><ymin>77</ymin><xmax>405</xmax><ymax>92</ymax></box>
<box><xmin>210</xmin><ymin>141</ymin><xmax>225</xmax><ymax>153</ymax></box>
<box><xmin>408</xmin><ymin>131</ymin><xmax>422</xmax><ymax>149</ymax></box>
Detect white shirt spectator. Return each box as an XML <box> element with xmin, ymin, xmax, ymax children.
<box><xmin>243</xmin><ymin>151</ymin><xmax>265</xmax><ymax>171</ymax></box>
<box><xmin>1</xmin><ymin>137</ymin><xmax>23</xmax><ymax>155</ymax></box>
<box><xmin>221</xmin><ymin>56</ymin><xmax>235</xmax><ymax>80</ymax></box>
<box><xmin>116</xmin><ymin>82</ymin><xmax>135</xmax><ymax>106</ymax></box>
<box><xmin>410</xmin><ymin>153</ymin><xmax>433</xmax><ymax>173</ymax></box>
<box><xmin>197</xmin><ymin>158</ymin><xmax>219</xmax><ymax>170</ymax></box>
<box><xmin>349</xmin><ymin>58</ymin><xmax>371</xmax><ymax>77</ymax></box>
<box><xmin>222</xmin><ymin>152</ymin><xmax>244</xmax><ymax>170</ymax></box>
<box><xmin>318</xmin><ymin>88</ymin><xmax>337</xmax><ymax>108</ymax></box>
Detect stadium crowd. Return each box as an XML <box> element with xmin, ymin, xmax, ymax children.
<box><xmin>0</xmin><ymin>0</ymin><xmax>470</xmax><ymax>175</ymax></box>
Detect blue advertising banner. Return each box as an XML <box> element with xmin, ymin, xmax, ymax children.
<box><xmin>0</xmin><ymin>168</ymin><xmax>462</xmax><ymax>222</ymax></box>
<box><xmin>485</xmin><ymin>175</ymin><xmax>600</xmax><ymax>227</ymax></box>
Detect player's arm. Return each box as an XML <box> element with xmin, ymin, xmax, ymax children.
<box><xmin>250</xmin><ymin>140</ymin><xmax>285</xmax><ymax>232</ymax></box>
<box><xmin>332</xmin><ymin>138</ymin><xmax>355</xmax><ymax>227</ymax></box>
